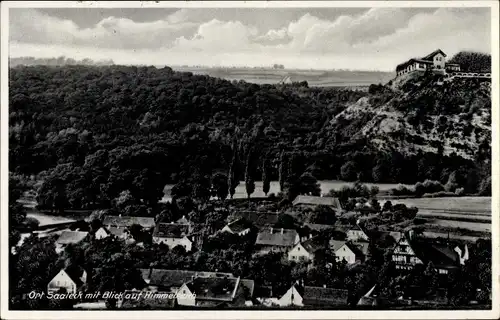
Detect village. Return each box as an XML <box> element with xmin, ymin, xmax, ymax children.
<box><xmin>16</xmin><ymin>187</ymin><xmax>488</xmax><ymax>310</ymax></box>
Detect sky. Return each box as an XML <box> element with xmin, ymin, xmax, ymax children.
<box><xmin>9</xmin><ymin>7</ymin><xmax>492</xmax><ymax>71</ymax></box>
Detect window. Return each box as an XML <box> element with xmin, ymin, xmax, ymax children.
<box><xmin>439</xmin><ymin>269</ymin><xmax>448</xmax><ymax>274</ymax></box>
<box><xmin>297</xmin><ymin>247</ymin><xmax>300</xmax><ymax>251</ymax></box>
<box><xmin>400</xmin><ymin>245</ymin><xmax>407</xmax><ymax>252</ymax></box>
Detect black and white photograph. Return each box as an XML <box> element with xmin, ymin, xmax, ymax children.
<box><xmin>1</xmin><ymin>1</ymin><xmax>498</xmax><ymax>319</ymax></box>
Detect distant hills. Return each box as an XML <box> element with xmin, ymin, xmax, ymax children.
<box><xmin>170</xmin><ymin>66</ymin><xmax>394</xmax><ymax>88</ymax></box>
<box><xmin>9</xmin><ymin>56</ymin><xmax>115</xmax><ymax>67</ymax></box>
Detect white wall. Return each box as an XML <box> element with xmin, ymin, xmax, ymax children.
<box><xmin>433</xmin><ymin>53</ymin><xmax>446</xmax><ymax>69</ymax></box>
<box><xmin>177</xmin><ymin>284</ymin><xmax>196</xmax><ymax>306</ymax></box>
<box><xmin>335</xmin><ymin>245</ymin><xmax>356</xmax><ymax>264</ymax></box>
<box><xmin>48</xmin><ymin>270</ymin><xmax>77</xmax><ymax>294</ymax></box>
<box><xmin>287</xmin><ymin>243</ymin><xmax>312</xmax><ymax>262</ymax></box>
<box><xmin>153</xmin><ymin>236</ymin><xmax>192</xmax><ymax>252</ymax></box>
<box><xmin>95</xmin><ymin>228</ymin><xmax>109</xmax><ymax>240</ymax></box>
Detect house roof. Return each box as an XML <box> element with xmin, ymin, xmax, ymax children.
<box><xmin>232</xmin><ymin>211</ymin><xmax>279</xmax><ymax>228</ymax></box>
<box><xmin>103</xmin><ymin>216</ymin><xmax>155</xmax><ymax>228</ymax></box>
<box><xmin>300</xmin><ymin>237</ymin><xmax>325</xmax><ymax>254</ymax></box>
<box><xmin>395</xmin><ymin>58</ymin><xmax>431</xmax><ymax>71</ymax></box>
<box><xmin>225</xmin><ymin>218</ymin><xmax>253</xmax><ymax>233</ymax></box>
<box><xmin>176</xmin><ymin>216</ymin><xmax>191</xmax><ymax>225</ymax></box>
<box><xmin>144</xmin><ymin>269</ymin><xmax>235</xmax><ymax>289</ymax></box>
<box><xmin>63</xmin><ymin>265</ymin><xmax>86</xmax><ymax>287</ymax></box>
<box><xmin>185</xmin><ymin>276</ymin><xmax>240</xmax><ymax>302</ymax></box>
<box><xmin>153</xmin><ymin>223</ymin><xmax>190</xmax><ymax>239</ymax></box>
<box><xmin>303</xmin><ymin>286</ymin><xmax>349</xmax><ymax>306</ymax></box>
<box><xmin>401</xmin><ymin>236</ymin><xmax>460</xmax><ymax>269</ymax></box>
<box><xmin>292</xmin><ymin>195</ymin><xmax>342</xmax><ymax>209</ymax></box>
<box><xmin>256</xmin><ymin>228</ymin><xmax>298</xmax><ymax>247</ymax></box>
<box><xmin>108</xmin><ymin>226</ymin><xmax>128</xmax><ymax>237</ymax></box>
<box><xmin>304</xmin><ymin>223</ymin><xmax>336</xmax><ymax>231</ymax></box>
<box><xmin>422</xmin><ymin>49</ymin><xmax>447</xmax><ymax>60</ymax></box>
<box><xmin>329</xmin><ymin>239</ymin><xmax>347</xmax><ymax>252</ymax></box>
<box><xmin>56</xmin><ymin>231</ymin><xmax>88</xmax><ymax>244</ymax></box>
<box><xmin>239</xmin><ymin>279</ymin><xmax>255</xmax><ymax>298</ymax></box>
<box><xmin>120</xmin><ymin>290</ymin><xmax>176</xmax><ymax>309</ymax></box>
<box><xmin>353</xmin><ymin>241</ymin><xmax>370</xmax><ymax>257</ymax></box>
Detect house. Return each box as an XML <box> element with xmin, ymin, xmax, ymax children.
<box><xmin>287</xmin><ymin>237</ymin><xmax>322</xmax><ymax>263</ymax></box>
<box><xmin>140</xmin><ymin>268</ymin><xmax>235</xmax><ymax>293</ymax></box>
<box><xmin>47</xmin><ymin>265</ymin><xmax>87</xmax><ymax>294</ymax></box>
<box><xmin>152</xmin><ymin>223</ymin><xmax>193</xmax><ymax>252</ymax></box>
<box><xmin>102</xmin><ymin>215</ymin><xmax>155</xmax><ymax>229</ymax></box>
<box><xmin>55</xmin><ymin>231</ymin><xmax>89</xmax><ymax>253</ymax></box>
<box><xmin>391</xmin><ymin>232</ymin><xmax>463</xmax><ymax>274</ymax></box>
<box><xmin>220</xmin><ymin>218</ymin><xmax>253</xmax><ymax>236</ymax></box>
<box><xmin>177</xmin><ymin>275</ymin><xmax>250</xmax><ymax>307</ymax></box>
<box><xmin>278</xmin><ymin>284</ymin><xmax>349</xmax><ymax>307</ymax></box>
<box><xmin>391</xmin><ymin>233</ymin><xmax>423</xmax><ymax>270</ymax></box>
<box><xmin>94</xmin><ymin>227</ymin><xmax>110</xmax><ymax>240</ymax></box>
<box><xmin>329</xmin><ymin>240</ymin><xmax>364</xmax><ymax>264</ymax></box>
<box><xmin>395</xmin><ymin>49</ymin><xmax>461</xmax><ymax>77</ymax></box>
<box><xmin>255</xmin><ymin>228</ymin><xmax>300</xmax><ymax>254</ymax></box>
<box><xmin>346</xmin><ymin>223</ymin><xmax>369</xmax><ymax>242</ymax></box>
<box><xmin>176</xmin><ymin>215</ymin><xmax>191</xmax><ymax>225</ymax></box>
<box><xmin>292</xmin><ymin>195</ymin><xmax>343</xmax><ymax>214</ymax></box>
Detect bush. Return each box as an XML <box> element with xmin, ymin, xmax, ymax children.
<box><xmin>415</xmin><ymin>180</ymin><xmax>444</xmax><ymax>197</ymax></box>
<box><xmin>390</xmin><ymin>184</ymin><xmax>415</xmax><ymax>196</ymax></box>
<box><xmin>422</xmin><ymin>191</ymin><xmax>456</xmax><ymax>198</ymax></box>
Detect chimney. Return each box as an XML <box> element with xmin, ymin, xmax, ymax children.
<box><xmin>323</xmin><ymin>284</ymin><xmax>327</xmax><ymax>289</ymax></box>
<box><xmin>119</xmin><ymin>214</ymin><xmax>122</xmax><ymax>217</ymax></box>
<box><xmin>270</xmin><ymin>227</ymin><xmax>273</xmax><ymax>234</ymax></box>
<box><xmin>281</xmin><ymin>228</ymin><xmax>284</xmax><ymax>234</ymax></box>
<box><xmin>309</xmin><ymin>234</ymin><xmax>313</xmax><ymax>239</ymax></box>
<box><xmin>408</xmin><ymin>229</ymin><xmax>414</xmax><ymax>240</ymax></box>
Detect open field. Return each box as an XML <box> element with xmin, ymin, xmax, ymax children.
<box><xmin>170</xmin><ymin>66</ymin><xmax>394</xmax><ymax>88</ymax></box>
<box><xmin>162</xmin><ymin>180</ymin><xmax>412</xmax><ymax>202</ymax></box>
<box><xmin>388</xmin><ymin>197</ymin><xmax>491</xmax><ymax>214</ymax></box>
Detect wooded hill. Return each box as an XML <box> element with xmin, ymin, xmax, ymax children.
<box><xmin>9</xmin><ymin>52</ymin><xmax>491</xmax><ymax>209</ymax></box>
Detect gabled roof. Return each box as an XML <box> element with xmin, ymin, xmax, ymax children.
<box><xmin>292</xmin><ymin>195</ymin><xmax>342</xmax><ymax>209</ymax></box>
<box><xmin>300</xmin><ymin>237</ymin><xmax>325</xmax><ymax>254</ymax></box>
<box><xmin>353</xmin><ymin>241</ymin><xmax>370</xmax><ymax>257</ymax></box>
<box><xmin>103</xmin><ymin>216</ymin><xmax>155</xmax><ymax>228</ymax></box>
<box><xmin>185</xmin><ymin>276</ymin><xmax>240</xmax><ymax>302</ymax></box>
<box><xmin>62</xmin><ymin>265</ymin><xmax>86</xmax><ymax>287</ymax></box>
<box><xmin>256</xmin><ymin>228</ymin><xmax>298</xmax><ymax>247</ymax></box>
<box><xmin>410</xmin><ymin>240</ymin><xmax>460</xmax><ymax>268</ymax></box>
<box><xmin>225</xmin><ymin>218</ymin><xmax>253</xmax><ymax>233</ymax></box>
<box><xmin>396</xmin><ymin>58</ymin><xmax>433</xmax><ymax>72</ymax></box>
<box><xmin>422</xmin><ymin>49</ymin><xmax>447</xmax><ymax>60</ymax></box>
<box><xmin>56</xmin><ymin>231</ymin><xmax>88</xmax><ymax>244</ymax></box>
<box><xmin>176</xmin><ymin>216</ymin><xmax>191</xmax><ymax>225</ymax></box>
<box><xmin>329</xmin><ymin>239</ymin><xmax>347</xmax><ymax>252</ymax></box>
<box><xmin>153</xmin><ymin>223</ymin><xmax>190</xmax><ymax>239</ymax></box>
<box><xmin>303</xmin><ymin>286</ymin><xmax>349</xmax><ymax>306</ymax></box>
<box><xmin>239</xmin><ymin>279</ymin><xmax>255</xmax><ymax>298</ymax></box>
<box><xmin>108</xmin><ymin>226</ymin><xmax>128</xmax><ymax>237</ymax></box>
<box><xmin>144</xmin><ymin>269</ymin><xmax>235</xmax><ymax>289</ymax></box>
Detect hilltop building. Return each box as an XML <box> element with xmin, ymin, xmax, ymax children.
<box><xmin>396</xmin><ymin>49</ymin><xmax>460</xmax><ymax>77</ymax></box>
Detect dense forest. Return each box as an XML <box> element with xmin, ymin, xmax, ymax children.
<box><xmin>447</xmin><ymin>51</ymin><xmax>492</xmax><ymax>73</ymax></box>
<box><xmin>9</xmin><ymin>51</ymin><xmax>491</xmax><ymax>210</ymax></box>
